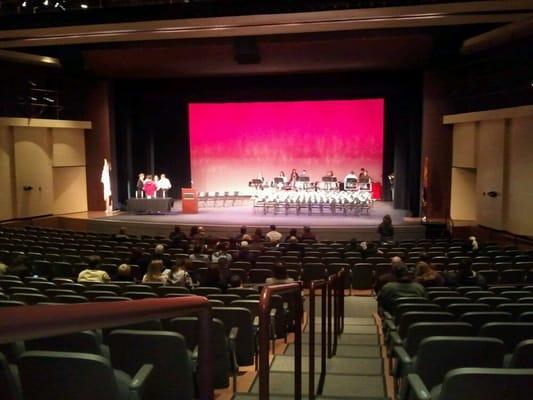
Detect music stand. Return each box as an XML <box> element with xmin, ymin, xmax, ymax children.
<box><xmin>296</xmin><ymin>176</ymin><xmax>310</xmax><ymax>190</ymax></box>
<box><xmin>250</xmin><ymin>179</ymin><xmax>264</xmax><ymax>190</ymax></box>
<box><xmin>345</xmin><ymin>178</ymin><xmax>357</xmax><ymax>191</ymax></box>
<box><xmin>321</xmin><ymin>176</ymin><xmax>337</xmax><ymax>190</ymax></box>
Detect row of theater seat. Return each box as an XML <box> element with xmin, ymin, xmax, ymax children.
<box><xmin>380</xmin><ymin>284</ymin><xmax>533</xmax><ymax>400</ymax></box>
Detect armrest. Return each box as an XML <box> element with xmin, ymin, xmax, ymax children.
<box><xmin>270</xmin><ymin>308</ymin><xmax>277</xmax><ymax>318</ymax></box>
<box><xmin>384</xmin><ymin>319</ymin><xmax>397</xmax><ymax>332</ymax></box>
<box><xmin>407</xmin><ymin>374</ymin><xmax>432</xmax><ymax>400</ymax></box>
<box><xmin>229</xmin><ymin>327</ymin><xmax>239</xmax><ymax>342</ymax></box>
<box><xmin>383</xmin><ymin>311</ymin><xmax>392</xmax><ymax>321</ymax></box>
<box><xmin>393</xmin><ymin>346</ymin><xmax>412</xmax><ymax>366</ymax></box>
<box><xmin>228</xmin><ymin>327</ymin><xmax>239</xmax><ymax>372</ymax></box>
<box><xmin>129</xmin><ymin>364</ymin><xmax>153</xmax><ymax>393</ymax></box>
<box><xmin>253</xmin><ymin>316</ymin><xmax>259</xmax><ymax>328</ymax></box>
<box><xmin>390</xmin><ymin>331</ymin><xmax>403</xmax><ymax>347</ymax></box>
<box><xmin>192</xmin><ymin>345</ymin><xmax>198</xmax><ymax>361</ymax></box>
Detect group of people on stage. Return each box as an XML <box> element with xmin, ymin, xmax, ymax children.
<box><xmin>252</xmin><ymin>167</ymin><xmax>373</xmax><ymax>191</ymax></box>
<box><xmin>136</xmin><ymin>173</ymin><xmax>172</xmax><ymax>199</ymax></box>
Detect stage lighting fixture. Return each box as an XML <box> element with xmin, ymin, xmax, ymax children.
<box><xmin>22</xmin><ymin>1</ymin><xmax>27</xmax><ymax>7</ymax></box>
<box><xmin>43</xmin><ymin>96</ymin><xmax>55</xmax><ymax>103</ymax></box>
<box><xmin>43</xmin><ymin>0</ymin><xmax>49</xmax><ymax>6</ymax></box>
<box><xmin>81</xmin><ymin>3</ymin><xmax>88</xmax><ymax>8</ymax></box>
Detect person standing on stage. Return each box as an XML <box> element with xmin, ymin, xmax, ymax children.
<box><xmin>344</xmin><ymin>170</ymin><xmax>358</xmax><ymax>190</ymax></box>
<box><xmin>158</xmin><ymin>173</ymin><xmax>172</xmax><ymax>198</ymax></box>
<box><xmin>153</xmin><ymin>175</ymin><xmax>160</xmax><ymax>198</ymax></box>
<box><xmin>359</xmin><ymin>168</ymin><xmax>372</xmax><ymax>191</ymax></box>
<box><xmin>136</xmin><ymin>173</ymin><xmax>145</xmax><ymax>198</ymax></box>
<box><xmin>288</xmin><ymin>168</ymin><xmax>299</xmax><ymax>189</ymax></box>
<box><xmin>143</xmin><ymin>175</ymin><xmax>157</xmax><ymax>199</ymax></box>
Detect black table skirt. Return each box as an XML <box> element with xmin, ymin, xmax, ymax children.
<box><xmin>127</xmin><ymin>198</ymin><xmax>174</xmax><ymax>213</ymax></box>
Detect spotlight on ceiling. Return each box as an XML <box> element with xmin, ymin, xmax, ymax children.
<box><xmin>22</xmin><ymin>1</ymin><xmax>27</xmax><ymax>7</ymax></box>
<box><xmin>81</xmin><ymin>3</ymin><xmax>88</xmax><ymax>8</ymax></box>
<box><xmin>43</xmin><ymin>96</ymin><xmax>55</xmax><ymax>104</ymax></box>
<box><xmin>43</xmin><ymin>0</ymin><xmax>49</xmax><ymax>6</ymax></box>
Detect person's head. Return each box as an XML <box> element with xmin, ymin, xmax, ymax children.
<box><xmin>289</xmin><ymin>228</ymin><xmax>297</xmax><ymax>237</ymax></box>
<box><xmin>383</xmin><ymin>215</ymin><xmax>392</xmax><ymax>225</ymax></box>
<box><xmin>87</xmin><ymin>255</ymin><xmax>102</xmax><ymax>270</ymax></box>
<box><xmin>173</xmin><ymin>225</ymin><xmax>181</xmax><ymax>233</ymax></box>
<box><xmin>117</xmin><ymin>263</ymin><xmax>131</xmax><ymax>278</ymax></box>
<box><xmin>119</xmin><ymin>227</ymin><xmax>127</xmax><ymax>235</ymax></box>
<box><xmin>190</xmin><ymin>226</ymin><xmax>199</xmax><ymax>237</ymax></box>
<box><xmin>350</xmin><ymin>170</ymin><xmax>355</xmax><ymax>175</ymax></box>
<box><xmin>289</xmin><ymin>236</ymin><xmax>298</xmax><ymax>244</ymax></box>
<box><xmin>280</xmin><ymin>171</ymin><xmax>285</xmax><ymax>177</ymax></box>
<box><xmin>328</xmin><ymin>170</ymin><xmax>333</xmax><ymax>176</ymax></box>
<box><xmin>147</xmin><ymin>260</ymin><xmax>163</xmax><ymax>276</ymax></box>
<box><xmin>154</xmin><ymin>244</ymin><xmax>165</xmax><ymax>255</ymax></box>
<box><xmin>240</xmin><ymin>225</ymin><xmax>247</xmax><ymax>235</ymax></box>
<box><xmin>272</xmin><ymin>262</ymin><xmax>288</xmax><ymax>280</ymax></box>
<box><xmin>254</xmin><ymin>228</ymin><xmax>263</xmax><ymax>237</ymax></box>
<box><xmin>242</xmin><ymin>234</ymin><xmax>252</xmax><ymax>241</ymax></box>
<box><xmin>303</xmin><ymin>226</ymin><xmax>311</xmax><ymax>233</ymax></box>
<box><xmin>270</xmin><ymin>225</ymin><xmax>277</xmax><ymax>232</ymax></box>
<box><xmin>291</xmin><ymin>168</ymin><xmax>296</xmax><ymax>174</ymax></box>
<box><xmin>349</xmin><ymin>238</ymin><xmax>358</xmax><ymax>246</ymax></box>
<box><xmin>154</xmin><ymin>175</ymin><xmax>159</xmax><ymax>181</ymax></box>
<box><xmin>415</xmin><ymin>261</ymin><xmax>432</xmax><ymax>277</ymax></box>
<box><xmin>240</xmin><ymin>240</ymin><xmax>249</xmax><ymax>248</ymax></box>
<box><xmin>146</xmin><ymin>175</ymin><xmax>152</xmax><ymax>180</ymax></box>
<box><xmin>131</xmin><ymin>247</ymin><xmax>143</xmax><ymax>258</ymax></box>
<box><xmin>161</xmin><ymin>173</ymin><xmax>166</xmax><ymax>179</ymax></box>
<box><xmin>198</xmin><ymin>226</ymin><xmax>205</xmax><ymax>235</ymax></box>
<box><xmin>229</xmin><ymin>275</ymin><xmax>242</xmax><ymax>288</ymax></box>
<box><xmin>392</xmin><ymin>258</ymin><xmax>411</xmax><ymax>281</ymax></box>
<box><xmin>138</xmin><ymin>173</ymin><xmax>145</xmax><ymax>179</ymax></box>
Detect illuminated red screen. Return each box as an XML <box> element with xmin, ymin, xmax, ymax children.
<box><xmin>188</xmin><ymin>99</ymin><xmax>384</xmax><ymax>192</ymax></box>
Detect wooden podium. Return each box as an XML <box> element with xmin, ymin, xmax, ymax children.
<box><xmin>181</xmin><ymin>188</ymin><xmax>198</xmax><ymax>214</ymax></box>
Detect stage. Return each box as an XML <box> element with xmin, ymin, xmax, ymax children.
<box><xmin>53</xmin><ymin>201</ymin><xmax>425</xmax><ymax>241</ymax></box>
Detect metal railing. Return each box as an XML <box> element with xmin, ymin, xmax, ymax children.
<box><xmin>309</xmin><ymin>278</ymin><xmax>327</xmax><ymax>398</ymax></box>
<box><xmin>258</xmin><ymin>282</ymin><xmax>303</xmax><ymax>400</ymax></box>
<box><xmin>0</xmin><ymin>296</ymin><xmax>214</xmax><ymax>400</ymax></box>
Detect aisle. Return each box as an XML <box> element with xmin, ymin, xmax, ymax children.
<box><xmin>234</xmin><ymin>296</ymin><xmax>388</xmax><ymax>400</ymax></box>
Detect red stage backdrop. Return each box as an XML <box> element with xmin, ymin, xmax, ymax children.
<box><xmin>188</xmin><ymin>99</ymin><xmax>384</xmax><ymax>193</ymax></box>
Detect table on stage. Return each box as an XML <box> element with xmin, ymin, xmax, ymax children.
<box><xmin>127</xmin><ymin>198</ymin><xmax>174</xmax><ymax>213</ymax></box>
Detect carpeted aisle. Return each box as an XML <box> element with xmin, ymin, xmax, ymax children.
<box><xmin>234</xmin><ymin>297</ymin><xmax>388</xmax><ymax>400</ymax></box>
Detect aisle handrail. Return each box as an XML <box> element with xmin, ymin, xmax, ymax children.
<box><xmin>0</xmin><ymin>296</ymin><xmax>214</xmax><ymax>400</ymax></box>
<box><xmin>259</xmin><ymin>282</ymin><xmax>303</xmax><ymax>400</ymax></box>
<box><xmin>309</xmin><ymin>279</ymin><xmax>327</xmax><ymax>398</ymax></box>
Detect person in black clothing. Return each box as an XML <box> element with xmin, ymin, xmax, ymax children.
<box><xmin>444</xmin><ymin>258</ymin><xmax>487</xmax><ymax>289</ymax></box>
<box><xmin>112</xmin><ymin>263</ymin><xmax>135</xmax><ymax>282</ymax></box>
<box><xmin>169</xmin><ymin>226</ymin><xmax>186</xmax><ymax>242</ymax></box>
<box><xmin>128</xmin><ymin>247</ymin><xmax>150</xmax><ymax>279</ymax></box>
<box><xmin>284</xmin><ymin>228</ymin><xmax>298</xmax><ymax>243</ymax></box>
<box><xmin>7</xmin><ymin>255</ymin><xmax>30</xmax><ymax>278</ymax></box>
<box><xmin>378</xmin><ymin>262</ymin><xmax>426</xmax><ymax>313</ymax></box>
<box><xmin>286</xmin><ymin>236</ymin><xmax>304</xmax><ymax>256</ymax></box>
<box><xmin>377</xmin><ymin>215</ymin><xmax>394</xmax><ymax>242</ymax></box>
<box><xmin>113</xmin><ymin>227</ymin><xmax>129</xmax><ymax>242</ymax></box>
<box><xmin>361</xmin><ymin>241</ymin><xmax>381</xmax><ymax>259</ymax></box>
<box><xmin>234</xmin><ymin>226</ymin><xmax>248</xmax><ymax>242</ymax></box>
<box><xmin>374</xmin><ymin>256</ymin><xmax>404</xmax><ymax>294</ymax></box>
<box><xmin>204</xmin><ymin>258</ymin><xmax>230</xmax><ymax>292</ymax></box>
<box><xmin>344</xmin><ymin>238</ymin><xmax>361</xmax><ymax>253</ymax></box>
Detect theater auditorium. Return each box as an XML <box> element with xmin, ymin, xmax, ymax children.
<box><xmin>0</xmin><ymin>1</ymin><xmax>532</xmax><ymax>399</ymax></box>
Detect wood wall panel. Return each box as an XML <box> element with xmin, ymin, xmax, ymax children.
<box><xmin>52</xmin><ymin>128</ymin><xmax>86</xmax><ymax>167</ymax></box>
<box><xmin>452</xmin><ymin>122</ymin><xmax>476</xmax><ymax>168</ymax></box>
<box><xmin>53</xmin><ymin>166</ymin><xmax>88</xmax><ymax>215</ymax></box>
<box><xmin>0</xmin><ymin>126</ymin><xmax>15</xmax><ymax>221</ymax></box>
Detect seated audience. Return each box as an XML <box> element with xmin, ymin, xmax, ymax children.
<box><xmin>235</xmin><ymin>241</ymin><xmax>252</xmax><ymax>262</ymax></box>
<box><xmin>0</xmin><ymin>261</ymin><xmax>7</xmax><ymax>276</ymax></box>
<box><xmin>128</xmin><ymin>247</ymin><xmax>150</xmax><ymax>277</ymax></box>
<box><xmin>300</xmin><ymin>225</ymin><xmax>317</xmax><ymax>242</ymax></box>
<box><xmin>113</xmin><ymin>263</ymin><xmax>134</xmax><ymax>282</ymax></box>
<box><xmin>203</xmin><ymin>258</ymin><xmax>230</xmax><ymax>292</ymax></box>
<box><xmin>7</xmin><ymin>255</ymin><xmax>30</xmax><ymax>278</ymax></box>
<box><xmin>211</xmin><ymin>242</ymin><xmax>232</xmax><ymax>263</ymax></box>
<box><xmin>344</xmin><ymin>238</ymin><xmax>361</xmax><ymax>253</ymax></box>
<box><xmin>228</xmin><ymin>274</ymin><xmax>243</xmax><ymax>288</ymax></box>
<box><xmin>189</xmin><ymin>225</ymin><xmax>206</xmax><ymax>243</ymax></box>
<box><xmin>152</xmin><ymin>244</ymin><xmax>172</xmax><ymax>268</ymax></box>
<box><xmin>415</xmin><ymin>261</ymin><xmax>444</xmax><ymax>287</ymax></box>
<box><xmin>463</xmin><ymin>236</ymin><xmax>479</xmax><ymax>256</ymax></box>
<box><xmin>444</xmin><ymin>258</ymin><xmax>487</xmax><ymax>288</ymax></box>
<box><xmin>189</xmin><ymin>245</ymin><xmax>209</xmax><ymax>262</ymax></box>
<box><xmin>142</xmin><ymin>260</ymin><xmax>167</xmax><ymax>284</ymax></box>
<box><xmin>286</xmin><ymin>236</ymin><xmax>303</xmax><ymax>255</ymax></box>
<box><xmin>377</xmin><ymin>214</ymin><xmax>394</xmax><ymax>242</ymax></box>
<box><xmin>78</xmin><ymin>256</ymin><xmax>111</xmax><ymax>283</ymax></box>
<box><xmin>284</xmin><ymin>228</ymin><xmax>299</xmax><ymax>242</ymax></box>
<box><xmin>374</xmin><ymin>256</ymin><xmax>404</xmax><ymax>294</ymax></box>
<box><xmin>265</xmin><ymin>262</ymin><xmax>295</xmax><ymax>285</ymax></box>
<box><xmin>234</xmin><ymin>226</ymin><xmax>248</xmax><ymax>241</ymax></box>
<box><xmin>252</xmin><ymin>228</ymin><xmax>265</xmax><ymax>242</ymax></box>
<box><xmin>419</xmin><ymin>252</ymin><xmax>436</xmax><ymax>270</ymax></box>
<box><xmin>250</xmin><ymin>238</ymin><xmax>265</xmax><ymax>253</ymax></box>
<box><xmin>378</xmin><ymin>262</ymin><xmax>426</xmax><ymax>313</ymax></box>
<box><xmin>113</xmin><ymin>227</ymin><xmax>129</xmax><ymax>241</ymax></box>
<box><xmin>360</xmin><ymin>241</ymin><xmax>382</xmax><ymax>258</ymax></box>
<box><xmin>266</xmin><ymin>225</ymin><xmax>282</xmax><ymax>243</ymax></box>
<box><xmin>169</xmin><ymin>225</ymin><xmax>186</xmax><ymax>243</ymax></box>
<box><xmin>164</xmin><ymin>259</ymin><xmax>194</xmax><ymax>288</ymax></box>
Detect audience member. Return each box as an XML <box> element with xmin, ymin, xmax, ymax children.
<box><xmin>250</xmin><ymin>238</ymin><xmax>265</xmax><ymax>253</ymax></box>
<box><xmin>203</xmin><ymin>258</ymin><xmax>230</xmax><ymax>291</ymax></box>
<box><xmin>78</xmin><ymin>256</ymin><xmax>111</xmax><ymax>283</ymax></box>
<box><xmin>235</xmin><ymin>241</ymin><xmax>251</xmax><ymax>262</ymax></box>
<box><xmin>189</xmin><ymin>245</ymin><xmax>209</xmax><ymax>262</ymax></box>
<box><xmin>234</xmin><ymin>226</ymin><xmax>247</xmax><ymax>241</ymax></box>
<box><xmin>113</xmin><ymin>227</ymin><xmax>129</xmax><ymax>242</ymax></box>
<box><xmin>169</xmin><ymin>225</ymin><xmax>186</xmax><ymax>242</ymax></box>
<box><xmin>286</xmin><ymin>236</ymin><xmax>303</xmax><ymax>256</ymax></box>
<box><xmin>252</xmin><ymin>228</ymin><xmax>265</xmax><ymax>242</ymax></box>
<box><xmin>464</xmin><ymin>236</ymin><xmax>479</xmax><ymax>256</ymax></box>
<box><xmin>0</xmin><ymin>261</ymin><xmax>7</xmax><ymax>276</ymax></box>
<box><xmin>374</xmin><ymin>256</ymin><xmax>404</xmax><ymax>294</ymax></box>
<box><xmin>284</xmin><ymin>228</ymin><xmax>298</xmax><ymax>242</ymax></box>
<box><xmin>229</xmin><ymin>274</ymin><xmax>243</xmax><ymax>288</ymax></box>
<box><xmin>142</xmin><ymin>260</ymin><xmax>167</xmax><ymax>284</ymax></box>
<box><xmin>265</xmin><ymin>262</ymin><xmax>294</xmax><ymax>285</ymax></box>
<box><xmin>377</xmin><ymin>215</ymin><xmax>394</xmax><ymax>242</ymax></box>
<box><xmin>300</xmin><ymin>225</ymin><xmax>317</xmax><ymax>242</ymax></box>
<box><xmin>266</xmin><ymin>225</ymin><xmax>282</xmax><ymax>243</ymax></box>
<box><xmin>378</xmin><ymin>262</ymin><xmax>426</xmax><ymax>313</ymax></box>
<box><xmin>211</xmin><ymin>242</ymin><xmax>232</xmax><ymax>263</ymax></box>
<box><xmin>164</xmin><ymin>259</ymin><xmax>194</xmax><ymax>288</ymax></box>
<box><xmin>128</xmin><ymin>247</ymin><xmax>150</xmax><ymax>277</ymax></box>
<box><xmin>419</xmin><ymin>252</ymin><xmax>436</xmax><ymax>270</ymax></box>
<box><xmin>152</xmin><ymin>244</ymin><xmax>172</xmax><ymax>268</ymax></box>
<box><xmin>344</xmin><ymin>238</ymin><xmax>361</xmax><ymax>253</ymax></box>
<box><xmin>360</xmin><ymin>241</ymin><xmax>382</xmax><ymax>258</ymax></box>
<box><xmin>113</xmin><ymin>264</ymin><xmax>134</xmax><ymax>282</ymax></box>
<box><xmin>415</xmin><ymin>261</ymin><xmax>444</xmax><ymax>287</ymax></box>
<box><xmin>444</xmin><ymin>258</ymin><xmax>487</xmax><ymax>289</ymax></box>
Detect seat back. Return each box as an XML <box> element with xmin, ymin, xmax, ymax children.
<box><xmin>414</xmin><ymin>337</ymin><xmax>505</xmax><ymax>391</ymax></box>
<box><xmin>212</xmin><ymin>307</ymin><xmax>255</xmax><ymax>366</ymax></box>
<box><xmin>25</xmin><ymin>331</ymin><xmax>102</xmax><ymax>355</ymax></box>
<box><xmin>166</xmin><ymin>317</ymin><xmax>231</xmax><ymax>389</ymax></box>
<box><xmin>0</xmin><ymin>353</ymin><xmax>22</xmax><ymax>400</ymax></box>
<box><xmin>404</xmin><ymin>323</ymin><xmax>475</xmax><ymax>356</ymax></box>
<box><xmin>446</xmin><ymin>303</ymin><xmax>490</xmax><ymax>316</ymax></box>
<box><xmin>496</xmin><ymin>303</ymin><xmax>533</xmax><ymax>319</ymax></box>
<box><xmin>19</xmin><ymin>351</ymin><xmax>121</xmax><ymax>400</ymax></box>
<box><xmin>207</xmin><ymin>294</ymin><xmax>241</xmax><ymax>306</ymax></box>
<box><xmin>479</xmin><ymin>322</ymin><xmax>533</xmax><ymax>353</ymax></box>
<box><xmin>109</xmin><ymin>330</ymin><xmax>194</xmax><ymax>400</ymax></box>
<box><xmin>398</xmin><ymin>312</ymin><xmax>456</xmax><ymax>338</ymax></box>
<box><xmin>459</xmin><ymin>312</ymin><xmax>513</xmax><ymax>333</ymax></box>
<box><xmin>438</xmin><ymin>368</ymin><xmax>533</xmax><ymax>400</ymax></box>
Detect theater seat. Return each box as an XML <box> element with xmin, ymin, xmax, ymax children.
<box><xmin>109</xmin><ymin>330</ymin><xmax>194</xmax><ymax>400</ymax></box>
<box><xmin>407</xmin><ymin>368</ymin><xmax>533</xmax><ymax>400</ymax></box>
<box><xmin>509</xmin><ymin>339</ymin><xmax>533</xmax><ymax>368</ymax></box>
<box><xmin>0</xmin><ymin>353</ymin><xmax>22</xmax><ymax>400</ymax></box>
<box><xmin>19</xmin><ymin>351</ymin><xmax>152</xmax><ymax>400</ymax></box>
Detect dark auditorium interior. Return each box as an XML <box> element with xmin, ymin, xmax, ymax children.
<box><xmin>0</xmin><ymin>1</ymin><xmax>533</xmax><ymax>400</ymax></box>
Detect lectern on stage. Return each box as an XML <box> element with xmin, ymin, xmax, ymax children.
<box><xmin>181</xmin><ymin>188</ymin><xmax>198</xmax><ymax>214</ymax></box>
